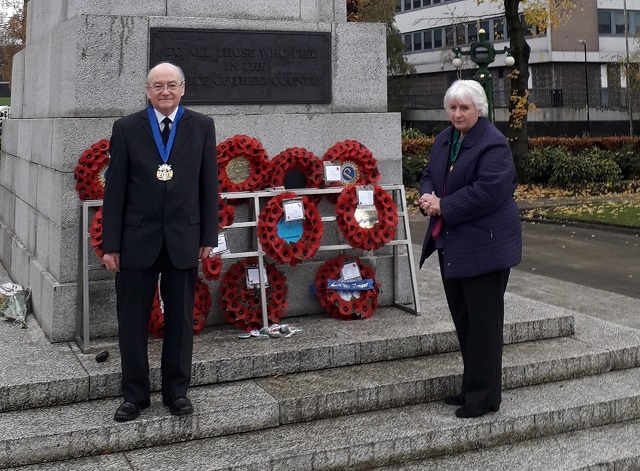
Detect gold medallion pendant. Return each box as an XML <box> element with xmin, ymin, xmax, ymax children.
<box><xmin>157</xmin><ymin>164</ymin><xmax>173</xmax><ymax>181</ymax></box>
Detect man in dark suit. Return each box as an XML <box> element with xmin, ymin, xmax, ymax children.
<box><xmin>102</xmin><ymin>62</ymin><xmax>218</xmax><ymax>422</ymax></box>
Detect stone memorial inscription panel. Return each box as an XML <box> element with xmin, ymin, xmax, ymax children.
<box><xmin>150</xmin><ymin>28</ymin><xmax>332</xmax><ymax>104</ymax></box>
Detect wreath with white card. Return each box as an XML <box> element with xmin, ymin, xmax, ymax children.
<box><xmin>314</xmin><ymin>255</ymin><xmax>380</xmax><ymax>320</ymax></box>
<box><xmin>201</xmin><ymin>196</ymin><xmax>235</xmax><ymax>281</ymax></box>
<box><xmin>335</xmin><ymin>184</ymin><xmax>398</xmax><ymax>251</ymax></box>
<box><xmin>218</xmin><ymin>258</ymin><xmax>288</xmax><ymax>332</ymax></box>
<box><xmin>257</xmin><ymin>191</ymin><xmax>324</xmax><ymax>266</ymax></box>
<box><xmin>321</xmin><ymin>140</ymin><xmax>381</xmax><ymax>203</ymax></box>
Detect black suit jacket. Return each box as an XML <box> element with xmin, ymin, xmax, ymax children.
<box><xmin>102</xmin><ymin>107</ymin><xmax>218</xmax><ymax>270</ymax></box>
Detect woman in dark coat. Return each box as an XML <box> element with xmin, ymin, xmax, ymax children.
<box><xmin>418</xmin><ymin>80</ymin><xmax>522</xmax><ymax>418</ymax></box>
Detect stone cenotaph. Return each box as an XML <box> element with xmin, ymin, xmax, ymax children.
<box><xmin>0</xmin><ymin>0</ymin><xmax>412</xmax><ymax>343</ymax></box>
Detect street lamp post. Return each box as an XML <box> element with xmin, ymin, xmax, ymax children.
<box><xmin>624</xmin><ymin>0</ymin><xmax>634</xmax><ymax>136</ymax></box>
<box><xmin>578</xmin><ymin>39</ymin><xmax>590</xmax><ymax>134</ymax></box>
<box><xmin>452</xmin><ymin>28</ymin><xmax>514</xmax><ymax>123</ymax></box>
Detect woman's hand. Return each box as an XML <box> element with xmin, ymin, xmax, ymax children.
<box><xmin>419</xmin><ymin>192</ymin><xmax>441</xmax><ymax>217</ymax></box>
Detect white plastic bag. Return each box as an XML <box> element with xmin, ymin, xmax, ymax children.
<box><xmin>0</xmin><ymin>283</ymin><xmax>31</xmax><ymax>328</ymax></box>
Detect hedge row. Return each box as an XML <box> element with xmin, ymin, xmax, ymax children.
<box><xmin>528</xmin><ymin>137</ymin><xmax>640</xmax><ymax>153</ymax></box>
<box><xmin>402</xmin><ymin>135</ymin><xmax>640</xmax><ymax>190</ymax></box>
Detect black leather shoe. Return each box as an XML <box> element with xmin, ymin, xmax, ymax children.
<box><xmin>114</xmin><ymin>399</ymin><xmax>150</xmax><ymax>422</ymax></box>
<box><xmin>455</xmin><ymin>404</ymin><xmax>499</xmax><ymax>419</ymax></box>
<box><xmin>163</xmin><ymin>396</ymin><xmax>193</xmax><ymax>416</ymax></box>
<box><xmin>138</xmin><ymin>398</ymin><xmax>151</xmax><ymax>410</ymax></box>
<box><xmin>443</xmin><ymin>393</ymin><xmax>465</xmax><ymax>406</ymax></box>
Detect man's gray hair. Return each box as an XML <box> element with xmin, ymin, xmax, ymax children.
<box><xmin>147</xmin><ymin>62</ymin><xmax>185</xmax><ymax>83</ymax></box>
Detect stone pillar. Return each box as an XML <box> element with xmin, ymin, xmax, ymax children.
<box><xmin>0</xmin><ymin>0</ymin><xmax>407</xmax><ymax>343</ymax></box>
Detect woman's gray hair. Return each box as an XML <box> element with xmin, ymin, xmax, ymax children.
<box><xmin>443</xmin><ymin>80</ymin><xmax>488</xmax><ymax>117</ymax></box>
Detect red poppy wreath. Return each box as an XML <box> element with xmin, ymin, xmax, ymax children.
<box><xmin>267</xmin><ymin>147</ymin><xmax>324</xmax><ymax>204</ymax></box>
<box><xmin>148</xmin><ymin>277</ymin><xmax>212</xmax><ymax>337</ymax></box>
<box><xmin>89</xmin><ymin>207</ymin><xmax>104</xmax><ymax>260</ymax></box>
<box><xmin>74</xmin><ymin>139</ymin><xmax>110</xmax><ymax>201</ymax></box>
<box><xmin>314</xmin><ymin>255</ymin><xmax>380</xmax><ymax>320</ymax></box>
<box><xmin>219</xmin><ymin>258</ymin><xmax>288</xmax><ymax>332</ymax></box>
<box><xmin>257</xmin><ymin>191</ymin><xmax>324</xmax><ymax>266</ymax></box>
<box><xmin>336</xmin><ymin>184</ymin><xmax>398</xmax><ymax>251</ymax></box>
<box><xmin>217</xmin><ymin>134</ymin><xmax>270</xmax><ymax>198</ymax></box>
<box><xmin>322</xmin><ymin>140</ymin><xmax>380</xmax><ymax>203</ymax></box>
<box><xmin>201</xmin><ymin>196</ymin><xmax>236</xmax><ymax>281</ymax></box>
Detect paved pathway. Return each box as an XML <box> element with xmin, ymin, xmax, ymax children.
<box><xmin>409</xmin><ymin>216</ymin><xmax>639</xmax><ymax>301</ymax></box>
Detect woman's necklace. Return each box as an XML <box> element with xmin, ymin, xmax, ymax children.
<box><xmin>449</xmin><ymin>130</ymin><xmax>464</xmax><ymax>173</ymax></box>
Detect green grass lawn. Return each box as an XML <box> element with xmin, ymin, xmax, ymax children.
<box><xmin>0</xmin><ymin>97</ymin><xmax>10</xmax><ymax>106</ymax></box>
<box><xmin>522</xmin><ymin>201</ymin><xmax>640</xmax><ymax>228</ymax></box>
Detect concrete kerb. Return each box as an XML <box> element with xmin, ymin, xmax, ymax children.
<box><xmin>520</xmin><ymin>215</ymin><xmax>640</xmax><ymax>236</ymax></box>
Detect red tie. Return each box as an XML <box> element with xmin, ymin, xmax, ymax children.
<box><xmin>432</xmin><ymin>216</ymin><xmax>443</xmax><ymax>239</ymax></box>
<box><xmin>432</xmin><ymin>180</ymin><xmax>446</xmax><ymax>239</ymax></box>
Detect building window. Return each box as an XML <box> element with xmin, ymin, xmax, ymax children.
<box><xmin>413</xmin><ymin>31</ymin><xmax>423</xmax><ymax>51</ymax></box>
<box><xmin>401</xmin><ymin>14</ymin><xmax>544</xmax><ymax>53</ymax></box>
<box><xmin>397</xmin><ymin>0</ymin><xmax>453</xmax><ymax>11</ymax></box>
<box><xmin>493</xmin><ymin>18</ymin><xmax>505</xmax><ymax>40</ymax></box>
<box><xmin>404</xmin><ymin>34</ymin><xmax>412</xmax><ymax>51</ymax></box>
<box><xmin>598</xmin><ymin>9</ymin><xmax>640</xmax><ymax>36</ymax></box>
<box><xmin>434</xmin><ymin>29</ymin><xmax>443</xmax><ymax>48</ymax></box>
<box><xmin>520</xmin><ymin>14</ymin><xmax>539</xmax><ymax>37</ymax></box>
<box><xmin>615</xmin><ymin>11</ymin><xmax>626</xmax><ymax>34</ymax></box>
<box><xmin>468</xmin><ymin>23</ymin><xmax>478</xmax><ymax>43</ymax></box>
<box><xmin>424</xmin><ymin>30</ymin><xmax>433</xmax><ymax>50</ymax></box>
<box><xmin>445</xmin><ymin>26</ymin><xmax>454</xmax><ymax>47</ymax></box>
<box><xmin>480</xmin><ymin>20</ymin><xmax>490</xmax><ymax>37</ymax></box>
<box><xmin>455</xmin><ymin>24</ymin><xmax>466</xmax><ymax>45</ymax></box>
<box><xmin>598</xmin><ymin>11</ymin><xmax>612</xmax><ymax>34</ymax></box>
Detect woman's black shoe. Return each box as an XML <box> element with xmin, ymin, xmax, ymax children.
<box><xmin>163</xmin><ymin>396</ymin><xmax>194</xmax><ymax>416</ymax></box>
<box><xmin>113</xmin><ymin>399</ymin><xmax>150</xmax><ymax>422</ymax></box>
<box><xmin>455</xmin><ymin>404</ymin><xmax>499</xmax><ymax>418</ymax></box>
<box><xmin>443</xmin><ymin>393</ymin><xmax>465</xmax><ymax>406</ymax></box>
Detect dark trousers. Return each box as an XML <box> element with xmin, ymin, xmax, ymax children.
<box><xmin>115</xmin><ymin>243</ymin><xmax>197</xmax><ymax>404</ymax></box>
<box><xmin>439</xmin><ymin>251</ymin><xmax>510</xmax><ymax>409</ymax></box>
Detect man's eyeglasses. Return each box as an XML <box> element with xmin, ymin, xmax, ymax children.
<box><xmin>147</xmin><ymin>82</ymin><xmax>184</xmax><ymax>92</ymax></box>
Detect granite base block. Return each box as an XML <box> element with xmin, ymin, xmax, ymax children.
<box><xmin>25</xmin><ymin>0</ymin><xmax>66</xmax><ymax>45</ymax></box>
<box><xmin>22</xmin><ymin>32</ymin><xmax>53</xmax><ymax>119</ymax></box>
<box><xmin>0</xmin><ymin>117</ymin><xmax>19</xmax><ymax>155</ymax></box>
